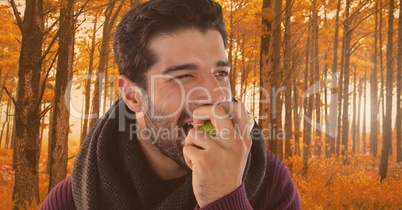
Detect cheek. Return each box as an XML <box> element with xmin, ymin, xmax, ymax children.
<box><xmin>152</xmin><ymin>86</ymin><xmax>186</xmax><ymax>115</ymax></box>
<box><xmin>221</xmin><ymin>83</ymin><xmax>232</xmax><ymax>99</ymax></box>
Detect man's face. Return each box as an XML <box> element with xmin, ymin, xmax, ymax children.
<box><xmin>139</xmin><ymin>29</ymin><xmax>232</xmax><ymax>169</ymax></box>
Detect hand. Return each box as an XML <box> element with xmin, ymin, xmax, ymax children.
<box><xmin>183</xmin><ymin>102</ymin><xmax>252</xmax><ymax>207</ymax></box>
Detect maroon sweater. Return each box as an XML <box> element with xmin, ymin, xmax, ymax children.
<box><xmin>41</xmin><ymin>151</ymin><xmax>300</xmax><ymax>209</ymax></box>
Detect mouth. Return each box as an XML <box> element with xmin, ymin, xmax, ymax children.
<box><xmin>182</xmin><ymin>122</ymin><xmax>194</xmax><ymax>136</ymax></box>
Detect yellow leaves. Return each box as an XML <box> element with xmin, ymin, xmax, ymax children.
<box><xmin>0</xmin><ymin>6</ymin><xmax>21</xmax><ymax>76</ymax></box>
<box><xmin>286</xmin><ymin>155</ymin><xmax>402</xmax><ymax>208</ymax></box>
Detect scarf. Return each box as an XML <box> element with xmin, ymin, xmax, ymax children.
<box><xmin>72</xmin><ymin>99</ymin><xmax>266</xmax><ymax>209</ymax></box>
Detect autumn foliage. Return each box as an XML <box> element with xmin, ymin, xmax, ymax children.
<box><xmin>1</xmin><ymin>0</ymin><xmax>402</xmax><ymax>208</ymax></box>
<box><xmin>1</xmin><ymin>145</ymin><xmax>401</xmax><ymax>208</ymax></box>
<box><xmin>289</xmin><ymin>155</ymin><xmax>402</xmax><ymax>209</ymax></box>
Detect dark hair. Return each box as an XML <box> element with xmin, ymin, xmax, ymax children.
<box><xmin>113</xmin><ymin>0</ymin><xmax>227</xmax><ymax>89</ymax></box>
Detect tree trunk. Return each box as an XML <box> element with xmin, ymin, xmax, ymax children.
<box><xmin>233</xmin><ymin>44</ymin><xmax>239</xmax><ymax>98</ymax></box>
<box><xmin>229</xmin><ymin>1</ymin><xmax>236</xmax><ymax>96</ymax></box>
<box><xmin>11</xmin><ymin>0</ymin><xmax>44</xmax><ymax>207</ymax></box>
<box><xmin>302</xmin><ymin>16</ymin><xmax>312</xmax><ymax>176</ymax></box>
<box><xmin>352</xmin><ymin>74</ymin><xmax>357</xmax><ymax>153</ymax></box>
<box><xmin>48</xmin><ymin>0</ymin><xmax>74</xmax><ymax>191</ymax></box>
<box><xmin>293</xmin><ymin>78</ymin><xmax>301</xmax><ymax>156</ymax></box>
<box><xmin>379</xmin><ymin>2</ymin><xmax>385</xmax><ymax>137</ymax></box>
<box><xmin>39</xmin><ymin>103</ymin><xmax>46</xmax><ymax>142</ymax></box>
<box><xmin>356</xmin><ymin>79</ymin><xmax>362</xmax><ymax>153</ymax></box>
<box><xmin>270</xmin><ymin>0</ymin><xmax>283</xmax><ymax>158</ymax></box>
<box><xmin>80</xmin><ymin>16</ymin><xmax>98</xmax><ymax>145</ymax></box>
<box><xmin>10</xmin><ymin>115</ymin><xmax>16</xmax><ymax>150</ymax></box>
<box><xmin>328</xmin><ymin>0</ymin><xmax>341</xmax><ymax>157</ymax></box>
<box><xmin>5</xmin><ymin>98</ymin><xmax>12</xmax><ymax>149</ymax></box>
<box><xmin>371</xmin><ymin>1</ymin><xmax>380</xmax><ymax>158</ymax></box>
<box><xmin>363</xmin><ymin>73</ymin><xmax>367</xmax><ymax>154</ymax></box>
<box><xmin>103</xmin><ymin>48</ymin><xmax>110</xmax><ymax>114</ymax></box>
<box><xmin>46</xmin><ymin>102</ymin><xmax>54</xmax><ymax>174</ymax></box>
<box><xmin>341</xmin><ymin>0</ymin><xmax>351</xmax><ymax>159</ymax></box>
<box><xmin>89</xmin><ymin>0</ymin><xmax>124</xmax><ymax>129</ymax></box>
<box><xmin>323</xmin><ymin>5</ymin><xmax>329</xmax><ymax>158</ymax></box>
<box><xmin>336</xmin><ymin>35</ymin><xmax>344</xmax><ymax>157</ymax></box>
<box><xmin>313</xmin><ymin>1</ymin><xmax>322</xmax><ymax>156</ymax></box>
<box><xmin>284</xmin><ymin>0</ymin><xmax>293</xmax><ymax>159</ymax></box>
<box><xmin>311</xmin><ymin>0</ymin><xmax>321</xmax><ymax>156</ymax></box>
<box><xmin>0</xmin><ymin>71</ymin><xmax>10</xmax><ymax>119</ymax></box>
<box><xmin>379</xmin><ymin>0</ymin><xmax>394</xmax><ymax>181</ymax></box>
<box><xmin>6</xmin><ymin>98</ymin><xmax>15</xmax><ymax>149</ymax></box>
<box><xmin>396</xmin><ymin>0</ymin><xmax>402</xmax><ymax>163</ymax></box>
<box><xmin>259</xmin><ymin>0</ymin><xmax>271</xmax><ymax>151</ymax></box>
<box><xmin>0</xmin><ymin>99</ymin><xmax>11</xmax><ymax>148</ymax></box>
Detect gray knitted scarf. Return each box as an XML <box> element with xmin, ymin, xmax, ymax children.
<box><xmin>72</xmin><ymin>99</ymin><xmax>266</xmax><ymax>209</ymax></box>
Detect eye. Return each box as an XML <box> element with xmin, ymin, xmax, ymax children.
<box><xmin>214</xmin><ymin>70</ymin><xmax>229</xmax><ymax>77</ymax></box>
<box><xmin>173</xmin><ymin>74</ymin><xmax>193</xmax><ymax>80</ymax></box>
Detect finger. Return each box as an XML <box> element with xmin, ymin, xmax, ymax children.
<box><xmin>185</xmin><ymin>128</ymin><xmax>214</xmax><ymax>150</ymax></box>
<box><xmin>183</xmin><ymin>143</ymin><xmax>204</xmax><ymax>171</ymax></box>
<box><xmin>192</xmin><ymin>105</ymin><xmax>229</xmax><ymax>122</ymax></box>
<box><xmin>216</xmin><ymin>102</ymin><xmax>247</xmax><ymax>131</ymax></box>
<box><xmin>193</xmin><ymin>105</ymin><xmax>233</xmax><ymax>135</ymax></box>
<box><xmin>217</xmin><ymin>102</ymin><xmax>252</xmax><ymax>147</ymax></box>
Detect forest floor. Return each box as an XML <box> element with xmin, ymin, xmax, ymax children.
<box><xmin>0</xmin><ymin>142</ymin><xmax>401</xmax><ymax>209</ymax></box>
<box><xmin>287</xmin><ymin>155</ymin><xmax>402</xmax><ymax>209</ymax></box>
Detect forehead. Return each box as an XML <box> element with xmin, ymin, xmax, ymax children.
<box><xmin>147</xmin><ymin>29</ymin><xmax>227</xmax><ymax>74</ymax></box>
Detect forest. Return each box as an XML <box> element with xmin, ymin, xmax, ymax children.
<box><xmin>0</xmin><ymin>0</ymin><xmax>401</xmax><ymax>208</ymax></box>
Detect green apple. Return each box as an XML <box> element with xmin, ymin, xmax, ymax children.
<box><xmin>199</xmin><ymin>120</ymin><xmax>217</xmax><ymax>136</ymax></box>
<box><xmin>199</xmin><ymin>115</ymin><xmax>254</xmax><ymax>136</ymax></box>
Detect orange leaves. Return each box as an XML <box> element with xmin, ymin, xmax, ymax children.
<box><xmin>286</xmin><ymin>155</ymin><xmax>402</xmax><ymax>208</ymax></box>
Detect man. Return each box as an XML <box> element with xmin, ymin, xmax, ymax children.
<box><xmin>41</xmin><ymin>0</ymin><xmax>301</xmax><ymax>209</ymax></box>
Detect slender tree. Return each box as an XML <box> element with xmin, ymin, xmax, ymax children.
<box><xmin>228</xmin><ymin>0</ymin><xmax>236</xmax><ymax>96</ymax></box>
<box><xmin>379</xmin><ymin>2</ymin><xmax>385</xmax><ymax>138</ymax></box>
<box><xmin>302</xmin><ymin>11</ymin><xmax>313</xmax><ymax>176</ymax></box>
<box><xmin>352</xmin><ymin>74</ymin><xmax>357</xmax><ymax>153</ymax></box>
<box><xmin>48</xmin><ymin>0</ymin><xmax>75</xmax><ymax>191</ymax></box>
<box><xmin>0</xmin><ymin>99</ymin><xmax>11</xmax><ymax>148</ymax></box>
<box><xmin>259</xmin><ymin>0</ymin><xmax>284</xmax><ymax>158</ymax></box>
<box><xmin>379</xmin><ymin>0</ymin><xmax>394</xmax><ymax>180</ymax></box>
<box><xmin>284</xmin><ymin>0</ymin><xmax>293</xmax><ymax>158</ymax></box>
<box><xmin>271</xmin><ymin>0</ymin><xmax>283</xmax><ymax>158</ymax></box>
<box><xmin>259</xmin><ymin>0</ymin><xmax>272</xmax><ymax>153</ymax></box>
<box><xmin>80</xmin><ymin>16</ymin><xmax>98</xmax><ymax>145</ymax></box>
<box><xmin>46</xmin><ymin>101</ymin><xmax>54</xmax><ymax>174</ymax></box>
<box><xmin>9</xmin><ymin>0</ymin><xmax>44</xmax><ymax>207</ymax></box>
<box><xmin>311</xmin><ymin>0</ymin><xmax>321</xmax><ymax>156</ymax></box>
<box><xmin>89</xmin><ymin>0</ymin><xmax>125</xmax><ymax>129</ymax></box>
<box><xmin>341</xmin><ymin>0</ymin><xmax>351</xmax><ymax>158</ymax></box>
<box><xmin>356</xmin><ymin>78</ymin><xmax>362</xmax><ymax>153</ymax></box>
<box><xmin>328</xmin><ymin>0</ymin><xmax>341</xmax><ymax>157</ymax></box>
<box><xmin>322</xmin><ymin>2</ymin><xmax>330</xmax><ymax>158</ymax></box>
<box><xmin>396</xmin><ymin>0</ymin><xmax>402</xmax><ymax>163</ymax></box>
<box><xmin>293</xmin><ymin>78</ymin><xmax>301</xmax><ymax>156</ymax></box>
<box><xmin>371</xmin><ymin>1</ymin><xmax>380</xmax><ymax>158</ymax></box>
<box><xmin>5</xmin><ymin>98</ymin><xmax>13</xmax><ymax>150</ymax></box>
<box><xmin>362</xmin><ymin>73</ymin><xmax>367</xmax><ymax>154</ymax></box>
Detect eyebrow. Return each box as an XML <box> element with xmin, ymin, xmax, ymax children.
<box><xmin>163</xmin><ymin>63</ymin><xmax>198</xmax><ymax>74</ymax></box>
<box><xmin>163</xmin><ymin>60</ymin><xmax>231</xmax><ymax>74</ymax></box>
<box><xmin>216</xmin><ymin>60</ymin><xmax>231</xmax><ymax>68</ymax></box>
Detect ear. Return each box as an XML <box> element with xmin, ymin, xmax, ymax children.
<box><xmin>118</xmin><ymin>75</ymin><xmax>143</xmax><ymax>113</ymax></box>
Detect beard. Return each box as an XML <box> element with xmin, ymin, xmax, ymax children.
<box><xmin>142</xmin><ymin>103</ymin><xmax>192</xmax><ymax>171</ymax></box>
